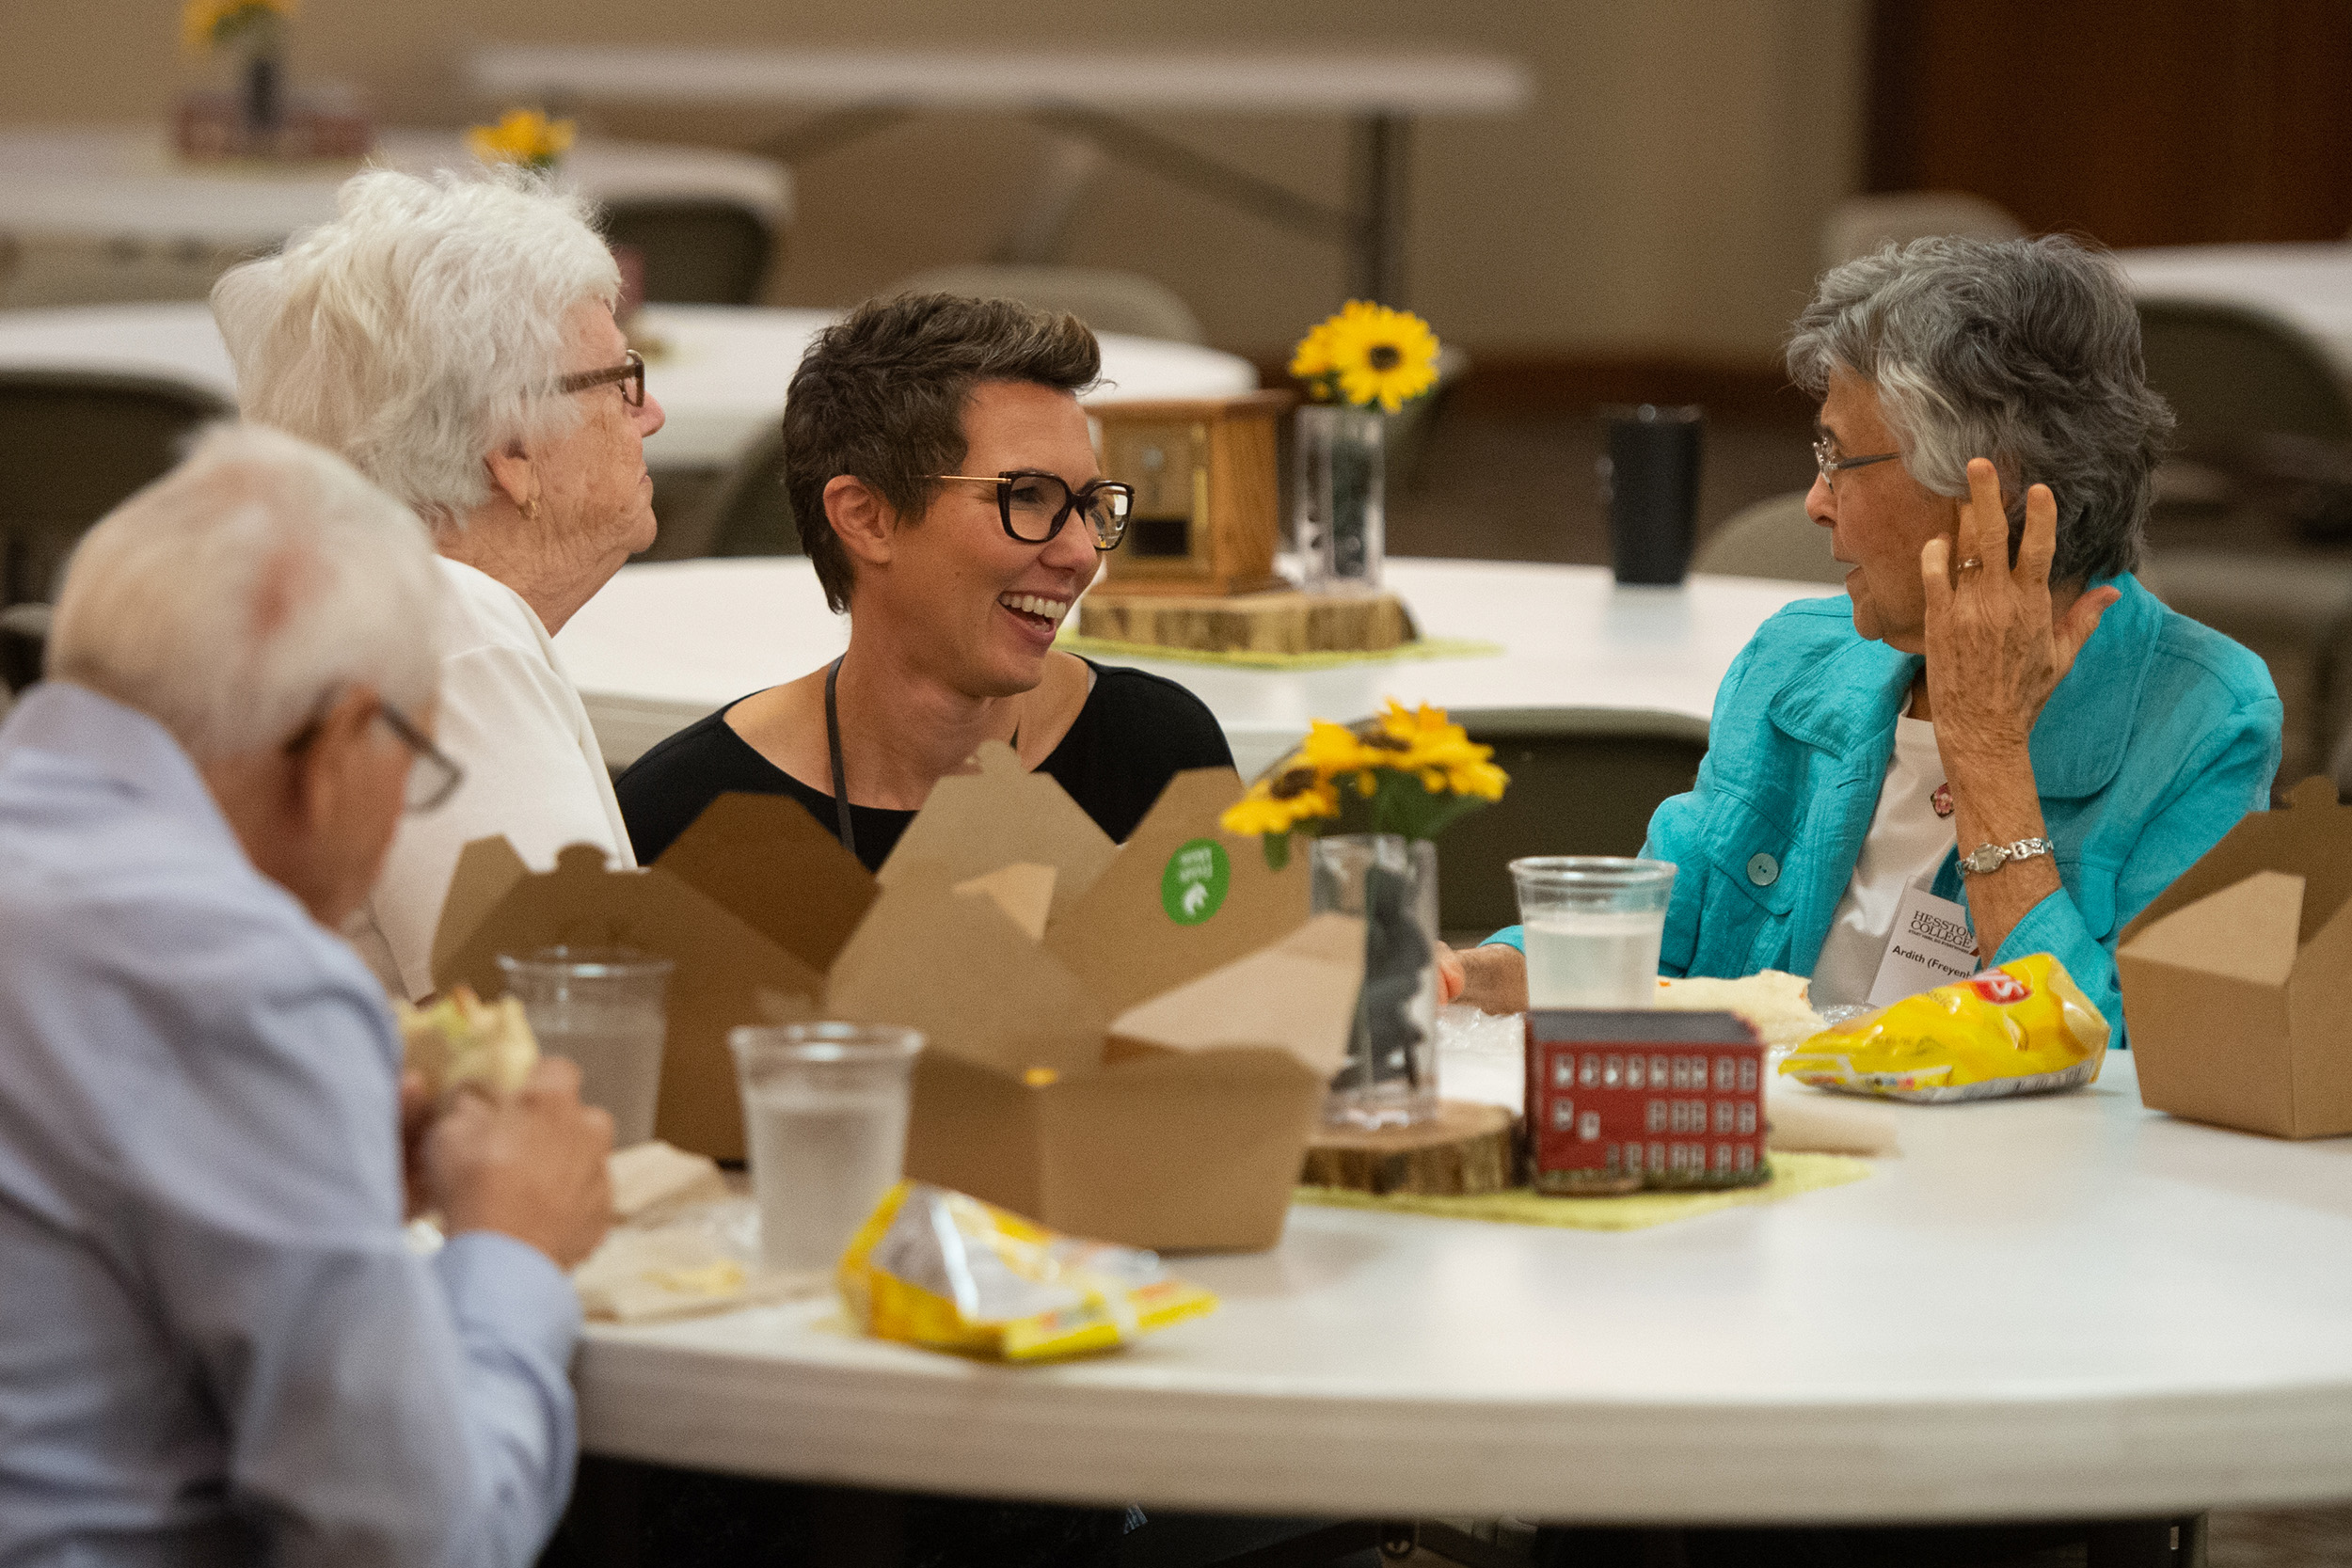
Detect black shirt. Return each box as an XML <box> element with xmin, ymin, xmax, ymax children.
<box><xmin>615</xmin><ymin>660</ymin><xmax>1236</xmax><ymax>870</ymax></box>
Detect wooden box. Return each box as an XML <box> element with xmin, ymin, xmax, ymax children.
<box><xmin>1094</xmin><ymin>390</ymin><xmax>1295</xmax><ymax>596</ymax></box>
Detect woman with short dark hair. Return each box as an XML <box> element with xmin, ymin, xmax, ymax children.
<box><xmin>617</xmin><ymin>293</ymin><xmax>1232</xmax><ymax>867</ymax></box>
<box><xmin>1454</xmin><ymin>235</ymin><xmax>2282</xmax><ymax>1037</ymax></box>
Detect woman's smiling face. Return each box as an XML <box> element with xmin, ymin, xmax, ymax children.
<box><xmin>879</xmin><ymin>379</ymin><xmax>1105</xmax><ymax>697</ymax></box>
<box><xmin>1809</xmin><ymin>367</ymin><xmax>1962</xmax><ymax>655</ymax></box>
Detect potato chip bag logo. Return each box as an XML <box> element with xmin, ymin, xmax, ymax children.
<box><xmin>1160</xmin><ymin>838</ymin><xmax>1231</xmax><ymax>925</ymax></box>
<box><xmin>1969</xmin><ymin>972</ymin><xmax>2030</xmax><ymax>1006</ymax></box>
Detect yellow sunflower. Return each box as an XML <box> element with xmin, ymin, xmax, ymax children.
<box><xmin>1221</xmin><ymin>766</ymin><xmax>1341</xmax><ymax>837</ymax></box>
<box><xmin>468</xmin><ymin>108</ymin><xmax>577</xmax><ymax>170</ymax></box>
<box><xmin>1369</xmin><ymin>700</ymin><xmax>1508</xmax><ymax>800</ymax></box>
<box><xmin>182</xmin><ymin>0</ymin><xmax>296</xmax><ymax>52</ymax></box>
<box><xmin>1289</xmin><ymin>319</ymin><xmax>1338</xmax><ymax>386</ymax></box>
<box><xmin>1322</xmin><ymin>302</ymin><xmax>1440</xmax><ymax>414</ymax></box>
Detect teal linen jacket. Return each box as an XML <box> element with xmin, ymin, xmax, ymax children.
<box><xmin>1487</xmin><ymin>577</ymin><xmax>2281</xmax><ymax>1043</ymax></box>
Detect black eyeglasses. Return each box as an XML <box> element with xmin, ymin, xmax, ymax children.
<box><xmin>934</xmin><ymin>470</ymin><xmax>1135</xmax><ymax>550</ymax></box>
<box><xmin>557</xmin><ymin>349</ymin><xmax>645</xmax><ymax>409</ymax></box>
<box><xmin>285</xmin><ymin>693</ymin><xmax>465</xmax><ymax>815</ymax></box>
<box><xmin>1812</xmin><ymin>435</ymin><xmax>1899</xmax><ymax>491</ymax></box>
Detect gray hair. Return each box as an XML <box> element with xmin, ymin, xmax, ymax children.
<box><xmin>49</xmin><ymin>424</ymin><xmax>442</xmax><ymax>762</ymax></box>
<box><xmin>212</xmin><ymin>166</ymin><xmax>621</xmax><ymax>530</ymax></box>
<box><xmin>1786</xmin><ymin>234</ymin><xmax>2173</xmax><ymax>586</ymax></box>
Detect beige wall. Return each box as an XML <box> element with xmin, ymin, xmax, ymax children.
<box><xmin>7</xmin><ymin>0</ymin><xmax>1866</xmax><ymax>363</ymax></box>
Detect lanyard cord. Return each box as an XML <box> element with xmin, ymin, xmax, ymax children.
<box><xmin>824</xmin><ymin>654</ymin><xmax>1019</xmax><ymax>863</ymax></box>
<box><xmin>824</xmin><ymin>656</ymin><xmax>856</xmax><ymax>859</ymax></box>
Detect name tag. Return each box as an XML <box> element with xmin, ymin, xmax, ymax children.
<box><xmin>1867</xmin><ymin>881</ymin><xmax>1980</xmax><ymax>1006</ymax></box>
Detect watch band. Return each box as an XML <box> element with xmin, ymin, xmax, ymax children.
<box><xmin>1959</xmin><ymin>837</ymin><xmax>2054</xmax><ymax>876</ymax></box>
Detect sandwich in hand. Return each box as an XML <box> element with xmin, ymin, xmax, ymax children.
<box><xmin>397</xmin><ymin>985</ymin><xmax>539</xmax><ymax>1099</ymax></box>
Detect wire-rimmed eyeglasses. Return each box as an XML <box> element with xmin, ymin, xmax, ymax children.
<box><xmin>557</xmin><ymin>349</ymin><xmax>645</xmax><ymax>409</ymax></box>
<box><xmin>1812</xmin><ymin>435</ymin><xmax>1899</xmax><ymax>492</ymax></box>
<box><xmin>933</xmin><ymin>470</ymin><xmax>1136</xmax><ymax>550</ymax></box>
<box><xmin>285</xmin><ymin>694</ymin><xmax>464</xmax><ymax>814</ymax></box>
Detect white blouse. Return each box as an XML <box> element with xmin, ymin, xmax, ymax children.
<box><xmin>1808</xmin><ymin>710</ymin><xmax>1959</xmax><ymax>1006</ymax></box>
<box><xmin>349</xmin><ymin>557</ymin><xmax>634</xmax><ymax>1001</ymax></box>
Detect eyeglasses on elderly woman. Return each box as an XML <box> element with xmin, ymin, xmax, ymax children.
<box><xmin>1811</xmin><ymin>435</ymin><xmax>1899</xmax><ymax>492</ymax></box>
<box><xmin>932</xmin><ymin>470</ymin><xmax>1135</xmax><ymax>550</ymax></box>
<box><xmin>557</xmin><ymin>349</ymin><xmax>645</xmax><ymax>409</ymax></box>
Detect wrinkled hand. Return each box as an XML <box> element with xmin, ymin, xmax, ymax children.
<box><xmin>1919</xmin><ymin>459</ymin><xmax>2120</xmax><ymax>757</ymax></box>
<box><xmin>424</xmin><ymin>1057</ymin><xmax>614</xmax><ymax>1270</ymax></box>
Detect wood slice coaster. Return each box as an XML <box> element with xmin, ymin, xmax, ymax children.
<box><xmin>1077</xmin><ymin>587</ymin><xmax>1418</xmax><ymax>656</ymax></box>
<box><xmin>1300</xmin><ymin>1101</ymin><xmax>1518</xmax><ymax>1196</ymax></box>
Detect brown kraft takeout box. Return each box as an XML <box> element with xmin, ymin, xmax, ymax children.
<box><xmin>428</xmin><ymin>745</ymin><xmax>1364</xmax><ymax>1251</ymax></box>
<box><xmin>2116</xmin><ymin>776</ymin><xmax>2352</xmax><ymax>1139</ymax></box>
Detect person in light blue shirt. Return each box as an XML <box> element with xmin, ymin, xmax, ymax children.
<box><xmin>0</xmin><ymin>425</ymin><xmax>615</xmax><ymax>1565</ymax></box>
<box><xmin>1451</xmin><ymin>237</ymin><xmax>2281</xmax><ymax>1039</ymax></box>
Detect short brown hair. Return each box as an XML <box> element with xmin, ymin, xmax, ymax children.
<box><xmin>784</xmin><ymin>293</ymin><xmax>1101</xmax><ymax>611</ymax></box>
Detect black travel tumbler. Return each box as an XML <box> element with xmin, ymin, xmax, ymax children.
<box><xmin>1598</xmin><ymin>404</ymin><xmax>1705</xmax><ymax>585</ymax></box>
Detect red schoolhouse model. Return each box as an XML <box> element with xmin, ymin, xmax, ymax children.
<box><xmin>1525</xmin><ymin>1009</ymin><xmax>1770</xmax><ymax>1193</ymax></box>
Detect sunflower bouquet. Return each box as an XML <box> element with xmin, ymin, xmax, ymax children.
<box><xmin>1222</xmin><ymin>700</ymin><xmax>1507</xmax><ymax>868</ymax></box>
<box><xmin>468</xmin><ymin>108</ymin><xmax>577</xmax><ymax>171</ymax></box>
<box><xmin>1290</xmin><ymin>302</ymin><xmax>1441</xmax><ymax>414</ymax></box>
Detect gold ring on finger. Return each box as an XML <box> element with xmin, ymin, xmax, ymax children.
<box><xmin>1955</xmin><ymin>556</ymin><xmax>1984</xmax><ymax>574</ymax></box>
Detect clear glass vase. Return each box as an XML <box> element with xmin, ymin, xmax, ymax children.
<box><xmin>1311</xmin><ymin>833</ymin><xmax>1439</xmax><ymax>1130</ymax></box>
<box><xmin>1295</xmin><ymin>404</ymin><xmax>1387</xmax><ymax>593</ymax></box>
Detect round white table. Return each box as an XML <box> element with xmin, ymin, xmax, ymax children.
<box><xmin>573</xmin><ymin>1053</ymin><xmax>2352</xmax><ymax>1521</ymax></box>
<box><xmin>0</xmin><ymin>125</ymin><xmax>792</xmax><ymax>245</ymax></box>
<box><xmin>553</xmin><ymin>558</ymin><xmax>1827</xmax><ymax>773</ymax></box>
<box><xmin>2118</xmin><ymin>242</ymin><xmax>2352</xmax><ymax>378</ymax></box>
<box><xmin>0</xmin><ymin>303</ymin><xmax>1258</xmax><ymax>471</ymax></box>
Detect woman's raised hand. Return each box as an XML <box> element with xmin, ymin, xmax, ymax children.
<box><xmin>1918</xmin><ymin>458</ymin><xmax>2120</xmax><ymax>752</ymax></box>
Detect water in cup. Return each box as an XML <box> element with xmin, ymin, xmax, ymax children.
<box><xmin>498</xmin><ymin>948</ymin><xmax>673</xmax><ymax>1146</ymax></box>
<box><xmin>1509</xmin><ymin>857</ymin><xmax>1677</xmax><ymax>1010</ymax></box>
<box><xmin>741</xmin><ymin>1081</ymin><xmax>911</xmax><ymax>1279</ymax></box>
<box><xmin>1523</xmin><ymin>910</ymin><xmax>1665</xmax><ymax>1008</ymax></box>
<box><xmin>729</xmin><ymin>1022</ymin><xmax>924</xmax><ymax>1285</ymax></box>
<box><xmin>534</xmin><ymin>1004</ymin><xmax>666</xmax><ymax>1143</ymax></box>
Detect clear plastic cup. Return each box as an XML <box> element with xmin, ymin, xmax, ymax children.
<box><xmin>728</xmin><ymin>1022</ymin><xmax>924</xmax><ymax>1283</ymax></box>
<box><xmin>1509</xmin><ymin>857</ymin><xmax>1677</xmax><ymax>1008</ymax></box>
<box><xmin>497</xmin><ymin>947</ymin><xmax>674</xmax><ymax>1145</ymax></box>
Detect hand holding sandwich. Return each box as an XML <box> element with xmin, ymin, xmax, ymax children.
<box><xmin>425</xmin><ymin>1056</ymin><xmax>615</xmax><ymax>1269</ymax></box>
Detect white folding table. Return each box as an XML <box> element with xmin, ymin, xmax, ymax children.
<box><xmin>467</xmin><ymin>44</ymin><xmax>1532</xmax><ymax>307</ymax></box>
<box><xmin>0</xmin><ymin>301</ymin><xmax>1256</xmax><ymax>472</ymax></box>
<box><xmin>552</xmin><ymin>558</ymin><xmax>1827</xmax><ymax>773</ymax></box>
<box><xmin>2117</xmin><ymin>242</ymin><xmax>2352</xmax><ymax>379</ymax></box>
<box><xmin>0</xmin><ymin>126</ymin><xmax>792</xmax><ymax>310</ymax></box>
<box><xmin>572</xmin><ymin>1053</ymin><xmax>2352</xmax><ymax>1525</ymax></box>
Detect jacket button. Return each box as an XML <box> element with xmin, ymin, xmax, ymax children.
<box><xmin>1746</xmin><ymin>853</ymin><xmax>1779</xmax><ymax>887</ymax></box>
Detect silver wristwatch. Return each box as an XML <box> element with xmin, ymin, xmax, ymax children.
<box><xmin>1958</xmin><ymin>837</ymin><xmax>2054</xmax><ymax>876</ymax></box>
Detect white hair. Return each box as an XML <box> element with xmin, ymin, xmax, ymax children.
<box><xmin>212</xmin><ymin>165</ymin><xmax>621</xmax><ymax>529</ymax></box>
<box><xmin>48</xmin><ymin>424</ymin><xmax>443</xmax><ymax>762</ymax></box>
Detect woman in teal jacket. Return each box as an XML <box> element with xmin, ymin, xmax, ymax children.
<box><xmin>1454</xmin><ymin>236</ymin><xmax>2281</xmax><ymax>1040</ymax></box>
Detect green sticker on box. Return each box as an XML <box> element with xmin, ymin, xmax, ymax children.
<box><xmin>1161</xmin><ymin>837</ymin><xmax>1231</xmax><ymax>925</ymax></box>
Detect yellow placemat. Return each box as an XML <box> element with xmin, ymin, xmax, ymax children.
<box><xmin>1293</xmin><ymin>1151</ymin><xmax>1872</xmax><ymax>1232</ymax></box>
<box><xmin>1054</xmin><ymin>633</ymin><xmax>1504</xmax><ymax>672</ymax></box>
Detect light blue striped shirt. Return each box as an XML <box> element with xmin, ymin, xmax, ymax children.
<box><xmin>0</xmin><ymin>683</ymin><xmax>581</xmax><ymax>1567</ymax></box>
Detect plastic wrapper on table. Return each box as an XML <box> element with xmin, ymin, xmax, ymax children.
<box><xmin>1777</xmin><ymin>953</ymin><xmax>2109</xmax><ymax>1102</ymax></box>
<box><xmin>838</xmin><ymin>1182</ymin><xmax>1218</xmax><ymax>1361</ymax></box>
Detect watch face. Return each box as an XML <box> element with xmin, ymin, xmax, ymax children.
<box><xmin>1963</xmin><ymin>846</ymin><xmax>2005</xmax><ymax>874</ymax></box>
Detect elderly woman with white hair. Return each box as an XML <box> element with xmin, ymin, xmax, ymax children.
<box><xmin>212</xmin><ymin>166</ymin><xmax>662</xmax><ymax>1000</ymax></box>
<box><xmin>1454</xmin><ymin>235</ymin><xmax>2282</xmax><ymax>1038</ymax></box>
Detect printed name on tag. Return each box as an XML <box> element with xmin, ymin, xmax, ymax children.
<box><xmin>1866</xmin><ymin>880</ymin><xmax>1981</xmax><ymax>1006</ymax></box>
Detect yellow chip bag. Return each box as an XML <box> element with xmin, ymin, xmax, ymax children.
<box><xmin>837</xmin><ymin>1182</ymin><xmax>1219</xmax><ymax>1362</ymax></box>
<box><xmin>1777</xmin><ymin>952</ymin><xmax>2110</xmax><ymax>1102</ymax></box>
